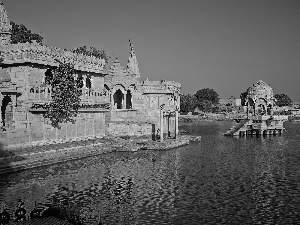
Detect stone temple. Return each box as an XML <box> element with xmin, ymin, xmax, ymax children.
<box><xmin>0</xmin><ymin>1</ymin><xmax>181</xmax><ymax>145</ymax></box>
<box><xmin>224</xmin><ymin>80</ymin><xmax>288</xmax><ymax>137</ymax></box>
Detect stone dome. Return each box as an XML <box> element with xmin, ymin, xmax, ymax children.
<box><xmin>247</xmin><ymin>80</ymin><xmax>274</xmax><ymax>102</ymax></box>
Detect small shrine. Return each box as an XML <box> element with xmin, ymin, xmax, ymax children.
<box><xmin>224</xmin><ymin>80</ymin><xmax>288</xmax><ymax>137</ymax></box>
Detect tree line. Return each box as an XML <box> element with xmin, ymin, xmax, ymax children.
<box><xmin>181</xmin><ymin>88</ymin><xmax>293</xmax><ymax>113</ymax></box>
<box><xmin>180</xmin><ymin>88</ymin><xmax>220</xmax><ymax>113</ymax></box>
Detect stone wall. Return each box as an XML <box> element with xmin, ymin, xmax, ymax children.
<box><xmin>0</xmin><ymin>111</ymin><xmax>106</xmax><ymax>146</ymax></box>
<box><xmin>106</xmin><ymin>122</ymin><xmax>153</xmax><ymax>136</ymax></box>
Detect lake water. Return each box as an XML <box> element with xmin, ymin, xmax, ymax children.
<box><xmin>1</xmin><ymin>121</ymin><xmax>300</xmax><ymax>224</ymax></box>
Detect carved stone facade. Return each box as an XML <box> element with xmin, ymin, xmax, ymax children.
<box><xmin>104</xmin><ymin>49</ymin><xmax>181</xmax><ymax>133</ymax></box>
<box><xmin>0</xmin><ymin>1</ymin><xmax>108</xmax><ymax>145</ymax></box>
<box><xmin>0</xmin><ymin>1</ymin><xmax>181</xmax><ymax>145</ymax></box>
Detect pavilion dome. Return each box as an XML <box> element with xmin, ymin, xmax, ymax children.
<box><xmin>247</xmin><ymin>80</ymin><xmax>275</xmax><ymax>105</ymax></box>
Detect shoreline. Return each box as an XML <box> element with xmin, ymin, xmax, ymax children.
<box><xmin>179</xmin><ymin>113</ymin><xmax>240</xmax><ymax>122</ymax></box>
<box><xmin>0</xmin><ymin>135</ymin><xmax>200</xmax><ymax>175</ymax></box>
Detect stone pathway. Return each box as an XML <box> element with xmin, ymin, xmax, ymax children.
<box><xmin>0</xmin><ymin>135</ymin><xmax>201</xmax><ymax>175</ymax></box>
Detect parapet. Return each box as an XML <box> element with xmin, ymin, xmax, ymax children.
<box><xmin>0</xmin><ymin>42</ymin><xmax>106</xmax><ymax>73</ymax></box>
<box><xmin>140</xmin><ymin>79</ymin><xmax>181</xmax><ymax>94</ymax></box>
<box><xmin>142</xmin><ymin>79</ymin><xmax>181</xmax><ymax>88</ymax></box>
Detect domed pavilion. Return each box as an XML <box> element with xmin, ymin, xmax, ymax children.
<box><xmin>245</xmin><ymin>80</ymin><xmax>276</xmax><ymax>117</ymax></box>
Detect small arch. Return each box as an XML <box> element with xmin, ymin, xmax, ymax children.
<box><xmin>257</xmin><ymin>104</ymin><xmax>266</xmax><ymax>115</ymax></box>
<box><xmin>114</xmin><ymin>89</ymin><xmax>124</xmax><ymax>109</ymax></box>
<box><xmin>1</xmin><ymin>95</ymin><xmax>12</xmax><ymax>128</ymax></box>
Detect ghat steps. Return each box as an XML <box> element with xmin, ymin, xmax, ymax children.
<box><xmin>224</xmin><ymin>115</ymin><xmax>288</xmax><ymax>137</ymax></box>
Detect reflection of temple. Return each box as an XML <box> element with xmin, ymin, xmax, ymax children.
<box><xmin>0</xmin><ymin>1</ymin><xmax>181</xmax><ymax>145</ymax></box>
<box><xmin>224</xmin><ymin>80</ymin><xmax>288</xmax><ymax>137</ymax></box>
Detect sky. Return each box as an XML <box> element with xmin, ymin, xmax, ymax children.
<box><xmin>3</xmin><ymin>0</ymin><xmax>300</xmax><ymax>101</ymax></box>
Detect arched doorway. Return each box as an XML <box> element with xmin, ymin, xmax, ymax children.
<box><xmin>126</xmin><ymin>90</ymin><xmax>132</xmax><ymax>109</ymax></box>
<box><xmin>257</xmin><ymin>104</ymin><xmax>266</xmax><ymax>115</ymax></box>
<box><xmin>1</xmin><ymin>95</ymin><xmax>12</xmax><ymax>128</ymax></box>
<box><xmin>113</xmin><ymin>89</ymin><xmax>124</xmax><ymax>109</ymax></box>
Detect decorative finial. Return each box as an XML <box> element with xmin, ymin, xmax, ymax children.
<box><xmin>0</xmin><ymin>0</ymin><xmax>12</xmax><ymax>44</ymax></box>
<box><xmin>126</xmin><ymin>39</ymin><xmax>140</xmax><ymax>78</ymax></box>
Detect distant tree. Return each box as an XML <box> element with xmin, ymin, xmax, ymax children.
<box><xmin>180</xmin><ymin>94</ymin><xmax>198</xmax><ymax>113</ymax></box>
<box><xmin>194</xmin><ymin>88</ymin><xmax>220</xmax><ymax>113</ymax></box>
<box><xmin>10</xmin><ymin>21</ymin><xmax>43</xmax><ymax>44</ymax></box>
<box><xmin>274</xmin><ymin>94</ymin><xmax>293</xmax><ymax>107</ymax></box>
<box><xmin>196</xmin><ymin>100</ymin><xmax>214</xmax><ymax>113</ymax></box>
<box><xmin>195</xmin><ymin>88</ymin><xmax>219</xmax><ymax>104</ymax></box>
<box><xmin>71</xmin><ymin>46</ymin><xmax>110</xmax><ymax>65</ymax></box>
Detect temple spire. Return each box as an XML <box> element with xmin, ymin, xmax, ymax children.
<box><xmin>126</xmin><ymin>39</ymin><xmax>140</xmax><ymax>78</ymax></box>
<box><xmin>0</xmin><ymin>0</ymin><xmax>12</xmax><ymax>44</ymax></box>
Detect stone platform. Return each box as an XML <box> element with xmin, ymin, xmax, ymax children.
<box><xmin>224</xmin><ymin>115</ymin><xmax>288</xmax><ymax>137</ymax></box>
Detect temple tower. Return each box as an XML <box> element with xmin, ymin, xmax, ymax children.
<box><xmin>126</xmin><ymin>39</ymin><xmax>140</xmax><ymax>78</ymax></box>
<box><xmin>0</xmin><ymin>0</ymin><xmax>11</xmax><ymax>45</ymax></box>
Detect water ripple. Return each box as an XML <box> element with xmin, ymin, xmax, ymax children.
<box><xmin>1</xmin><ymin>122</ymin><xmax>300</xmax><ymax>224</ymax></box>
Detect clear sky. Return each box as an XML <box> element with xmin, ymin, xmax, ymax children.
<box><xmin>3</xmin><ymin>0</ymin><xmax>300</xmax><ymax>101</ymax></box>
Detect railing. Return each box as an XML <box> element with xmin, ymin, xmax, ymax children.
<box><xmin>28</xmin><ymin>85</ymin><xmax>111</xmax><ymax>104</ymax></box>
<box><xmin>80</xmin><ymin>88</ymin><xmax>110</xmax><ymax>104</ymax></box>
<box><xmin>28</xmin><ymin>85</ymin><xmax>52</xmax><ymax>102</ymax></box>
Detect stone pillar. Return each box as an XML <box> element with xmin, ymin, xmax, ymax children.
<box><xmin>123</xmin><ymin>90</ymin><xmax>126</xmax><ymax>109</ymax></box>
<box><xmin>38</xmin><ymin>84</ymin><xmax>41</xmax><ymax>101</ymax></box>
<box><xmin>175</xmin><ymin>109</ymin><xmax>179</xmax><ymax>139</ymax></box>
<box><xmin>167</xmin><ymin>114</ymin><xmax>170</xmax><ymax>137</ymax></box>
<box><xmin>247</xmin><ymin>102</ymin><xmax>249</xmax><ymax>118</ymax></box>
<box><xmin>83</xmin><ymin>75</ymin><xmax>87</xmax><ymax>87</ymax></box>
<box><xmin>160</xmin><ymin>104</ymin><xmax>165</xmax><ymax>142</ymax></box>
<box><xmin>0</xmin><ymin>93</ymin><xmax>3</xmax><ymax>126</ymax></box>
<box><xmin>11</xmin><ymin>95</ymin><xmax>17</xmax><ymax>121</ymax></box>
<box><xmin>111</xmin><ymin>90</ymin><xmax>115</xmax><ymax>109</ymax></box>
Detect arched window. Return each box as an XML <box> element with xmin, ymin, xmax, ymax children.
<box><xmin>86</xmin><ymin>77</ymin><xmax>92</xmax><ymax>89</ymax></box>
<box><xmin>45</xmin><ymin>69</ymin><xmax>53</xmax><ymax>84</ymax></box>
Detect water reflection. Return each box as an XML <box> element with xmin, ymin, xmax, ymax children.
<box><xmin>251</xmin><ymin>136</ymin><xmax>287</xmax><ymax>224</ymax></box>
<box><xmin>0</xmin><ymin>122</ymin><xmax>300</xmax><ymax>224</ymax></box>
